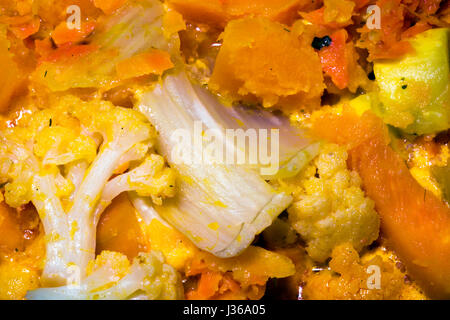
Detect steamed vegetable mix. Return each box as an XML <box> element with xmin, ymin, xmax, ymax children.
<box><xmin>0</xmin><ymin>0</ymin><xmax>450</xmax><ymax>301</ymax></box>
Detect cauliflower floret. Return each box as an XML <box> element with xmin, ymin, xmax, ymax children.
<box><xmin>101</xmin><ymin>154</ymin><xmax>176</xmax><ymax>207</ymax></box>
<box><xmin>302</xmin><ymin>243</ymin><xmax>425</xmax><ymax>300</ymax></box>
<box><xmin>288</xmin><ymin>144</ymin><xmax>380</xmax><ymax>262</ymax></box>
<box><xmin>0</xmin><ymin>95</ymin><xmax>177</xmax><ymax>287</ymax></box>
<box><xmin>25</xmin><ymin>250</ymin><xmax>183</xmax><ymax>300</ymax></box>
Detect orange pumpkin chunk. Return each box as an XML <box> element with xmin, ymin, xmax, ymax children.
<box><xmin>96</xmin><ymin>193</ymin><xmax>146</xmax><ymax>260</ymax></box>
<box><xmin>93</xmin><ymin>0</ymin><xmax>127</xmax><ymax>15</ymax></box>
<box><xmin>209</xmin><ymin>17</ymin><xmax>324</xmax><ymax>110</ymax></box>
<box><xmin>0</xmin><ymin>32</ymin><xmax>26</xmax><ymax>113</ymax></box>
<box><xmin>167</xmin><ymin>0</ymin><xmax>314</xmax><ymax>27</ymax></box>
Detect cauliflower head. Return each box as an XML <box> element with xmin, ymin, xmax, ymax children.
<box><xmin>288</xmin><ymin>144</ymin><xmax>380</xmax><ymax>262</ymax></box>
<box><xmin>0</xmin><ymin>95</ymin><xmax>176</xmax><ymax>286</ymax></box>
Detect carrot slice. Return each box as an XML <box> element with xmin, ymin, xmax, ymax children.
<box><xmin>115</xmin><ymin>49</ymin><xmax>174</xmax><ymax>80</ymax></box>
<box><xmin>197</xmin><ymin>271</ymin><xmax>223</xmax><ymax>299</ymax></box>
<box><xmin>51</xmin><ymin>21</ymin><xmax>96</xmax><ymax>46</ymax></box>
<box><xmin>40</xmin><ymin>43</ymin><xmax>99</xmax><ymax>63</ymax></box>
<box><xmin>318</xmin><ymin>29</ymin><xmax>349</xmax><ymax>90</ymax></box>
<box><xmin>312</xmin><ymin>107</ymin><xmax>450</xmax><ymax>299</ymax></box>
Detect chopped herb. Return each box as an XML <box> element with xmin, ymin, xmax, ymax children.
<box><xmin>402</xmin><ymin>85</ymin><xmax>408</xmax><ymax>89</ymax></box>
<box><xmin>283</xmin><ymin>27</ymin><xmax>291</xmax><ymax>32</ymax></box>
<box><xmin>49</xmin><ymin>118</ymin><xmax>52</xmax><ymax>127</ymax></box>
<box><xmin>44</xmin><ymin>70</ymin><xmax>48</xmax><ymax>78</ymax></box>
<box><xmin>368</xmin><ymin>71</ymin><xmax>375</xmax><ymax>80</ymax></box>
<box><xmin>311</xmin><ymin>36</ymin><xmax>332</xmax><ymax>50</ymax></box>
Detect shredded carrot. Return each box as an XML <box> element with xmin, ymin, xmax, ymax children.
<box><xmin>197</xmin><ymin>271</ymin><xmax>223</xmax><ymax>299</ymax></box>
<box><xmin>218</xmin><ymin>274</ymin><xmax>241</xmax><ymax>295</ymax></box>
<box><xmin>419</xmin><ymin>0</ymin><xmax>442</xmax><ymax>14</ymax></box>
<box><xmin>40</xmin><ymin>43</ymin><xmax>99</xmax><ymax>64</ymax></box>
<box><xmin>357</xmin><ymin>0</ymin><xmax>413</xmax><ymax>60</ymax></box>
<box><xmin>319</xmin><ymin>29</ymin><xmax>349</xmax><ymax>90</ymax></box>
<box><xmin>186</xmin><ymin>271</ymin><xmax>244</xmax><ymax>300</ymax></box>
<box><xmin>51</xmin><ymin>21</ymin><xmax>96</xmax><ymax>46</ymax></box>
<box><xmin>93</xmin><ymin>0</ymin><xmax>127</xmax><ymax>15</ymax></box>
<box><xmin>115</xmin><ymin>49</ymin><xmax>174</xmax><ymax>80</ymax></box>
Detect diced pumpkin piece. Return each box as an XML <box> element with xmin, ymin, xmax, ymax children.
<box><xmin>374</xmin><ymin>28</ymin><xmax>450</xmax><ymax>135</ymax></box>
<box><xmin>166</xmin><ymin>0</ymin><xmax>229</xmax><ymax>27</ymax></box>
<box><xmin>145</xmin><ymin>219</ymin><xmax>198</xmax><ymax>271</ymax></box>
<box><xmin>209</xmin><ymin>17</ymin><xmax>324</xmax><ymax>110</ymax></box>
<box><xmin>163</xmin><ymin>10</ymin><xmax>187</xmax><ymax>36</ymax></box>
<box><xmin>9</xmin><ymin>17</ymin><xmax>40</xmax><ymax>39</ymax></box>
<box><xmin>0</xmin><ymin>202</ymin><xmax>26</xmax><ymax>254</ymax></box>
<box><xmin>93</xmin><ymin>0</ymin><xmax>127</xmax><ymax>15</ymax></box>
<box><xmin>96</xmin><ymin>193</ymin><xmax>146</xmax><ymax>260</ymax></box>
<box><xmin>167</xmin><ymin>0</ymin><xmax>312</xmax><ymax>26</ymax></box>
<box><xmin>224</xmin><ymin>0</ymin><xmax>312</xmax><ymax>25</ymax></box>
<box><xmin>0</xmin><ymin>29</ymin><xmax>26</xmax><ymax>113</ymax></box>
